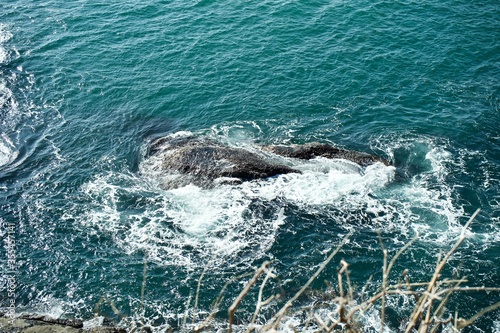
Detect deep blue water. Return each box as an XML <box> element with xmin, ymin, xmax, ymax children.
<box><xmin>0</xmin><ymin>0</ymin><xmax>499</xmax><ymax>331</ymax></box>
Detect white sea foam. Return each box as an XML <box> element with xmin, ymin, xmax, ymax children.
<box><xmin>0</xmin><ymin>24</ymin><xmax>12</xmax><ymax>44</ymax></box>
<box><xmin>83</xmin><ymin>316</ymin><xmax>105</xmax><ymax>329</ymax></box>
<box><xmin>74</xmin><ymin>130</ymin><xmax>499</xmax><ymax>331</ymax></box>
<box><xmin>167</xmin><ymin>130</ymin><xmax>194</xmax><ymax>139</ymax></box>
<box><xmin>80</xmin><ymin>170</ymin><xmax>287</xmax><ymax>268</ymax></box>
<box><xmin>15</xmin><ymin>294</ymin><xmax>82</xmax><ymax>320</ymax></box>
<box><xmin>79</xmin><ymin>132</ymin><xmax>399</xmax><ymax>269</ymax></box>
<box><xmin>210</xmin><ymin>121</ymin><xmax>264</xmax><ymax>144</ymax></box>
<box><xmin>0</xmin><ymin>48</ymin><xmax>7</xmax><ymax>64</ymax></box>
<box><xmin>0</xmin><ymin>23</ymin><xmax>13</xmax><ymax>64</ymax></box>
<box><xmin>79</xmin><ymin>131</ymin><xmax>478</xmax><ymax>271</ymax></box>
<box><xmin>0</xmin><ymin>133</ymin><xmax>17</xmax><ymax>168</ymax></box>
<box><xmin>493</xmin><ymin>320</ymin><xmax>500</xmax><ymax>333</ymax></box>
<box><xmin>0</xmin><ymin>25</ymin><xmax>21</xmax><ymax>169</ymax></box>
<box><xmin>0</xmin><ymin>79</ymin><xmax>18</xmax><ymax>122</ymax></box>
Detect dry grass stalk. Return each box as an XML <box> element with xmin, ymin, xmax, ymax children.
<box><xmin>192</xmin><ymin>263</ymin><xmax>210</xmax><ymax>325</ymax></box>
<box><xmin>261</xmin><ymin>231</ymin><xmax>353</xmax><ymax>332</ymax></box>
<box><xmin>194</xmin><ymin>270</ymin><xmax>256</xmax><ymax>332</ymax></box>
<box><xmin>189</xmin><ymin>209</ymin><xmax>498</xmax><ymax>332</ymax></box>
<box><xmin>229</xmin><ymin>261</ymin><xmax>271</xmax><ymax>333</ymax></box>
<box><xmin>455</xmin><ymin>301</ymin><xmax>500</xmax><ymax>329</ymax></box>
<box><xmin>405</xmin><ymin>209</ymin><xmax>480</xmax><ymax>333</ymax></box>
<box><xmin>247</xmin><ymin>267</ymin><xmax>278</xmax><ymax>332</ymax></box>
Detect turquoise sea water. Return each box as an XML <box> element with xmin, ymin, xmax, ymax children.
<box><xmin>1</xmin><ymin>0</ymin><xmax>499</xmax><ymax>331</ymax></box>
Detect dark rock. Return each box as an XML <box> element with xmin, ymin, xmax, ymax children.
<box><xmin>149</xmin><ymin>135</ymin><xmax>387</xmax><ymax>189</ymax></box>
<box><xmin>263</xmin><ymin>143</ymin><xmax>388</xmax><ymax>167</ymax></box>
<box><xmin>162</xmin><ymin>145</ymin><xmax>299</xmax><ymax>180</ymax></box>
<box><xmin>149</xmin><ymin>136</ymin><xmax>299</xmax><ymax>188</ymax></box>
<box><xmin>0</xmin><ymin>313</ymin><xmax>126</xmax><ymax>333</ymax></box>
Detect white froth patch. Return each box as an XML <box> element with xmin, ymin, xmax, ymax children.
<box><xmin>80</xmin><ymin>151</ymin><xmax>397</xmax><ymax>272</ymax></box>
<box><xmin>0</xmin><ymin>79</ymin><xmax>16</xmax><ymax>112</ymax></box>
<box><xmin>0</xmin><ymin>24</ymin><xmax>13</xmax><ymax>64</ymax></box>
<box><xmin>83</xmin><ymin>130</ymin><xmax>489</xmax><ymax>276</ymax></box>
<box><xmin>167</xmin><ymin>130</ymin><xmax>193</xmax><ymax>139</ymax></box>
<box><xmin>494</xmin><ymin>320</ymin><xmax>500</xmax><ymax>333</ymax></box>
<box><xmin>210</xmin><ymin>121</ymin><xmax>264</xmax><ymax>145</ymax></box>
<box><xmin>425</xmin><ymin>147</ymin><xmax>452</xmax><ymax>181</ymax></box>
<box><xmin>0</xmin><ymin>133</ymin><xmax>17</xmax><ymax>167</ymax></box>
<box><xmin>239</xmin><ymin>159</ymin><xmax>394</xmax><ymax>206</ymax></box>
<box><xmin>83</xmin><ymin>316</ymin><xmax>105</xmax><ymax>329</ymax></box>
<box><xmin>0</xmin><ymin>24</ymin><xmax>12</xmax><ymax>43</ymax></box>
<box><xmin>378</xmin><ymin>138</ymin><xmax>466</xmax><ymax>231</ymax></box>
<box><xmin>410</xmin><ymin>146</ymin><xmax>467</xmax><ymax>240</ymax></box>
<box><xmin>0</xmin><ymin>48</ymin><xmax>7</xmax><ymax>64</ymax></box>
<box><xmin>79</xmin><ymin>171</ymin><xmax>287</xmax><ymax>268</ymax></box>
<box><xmin>16</xmin><ymin>294</ymin><xmax>84</xmax><ymax>320</ymax></box>
<box><xmin>271</xmin><ymin>303</ymin><xmax>395</xmax><ymax>333</ymax></box>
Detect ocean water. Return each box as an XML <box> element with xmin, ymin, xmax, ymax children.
<box><xmin>0</xmin><ymin>0</ymin><xmax>499</xmax><ymax>331</ymax></box>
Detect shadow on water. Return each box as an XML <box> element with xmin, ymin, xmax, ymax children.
<box><xmin>121</xmin><ymin>116</ymin><xmax>180</xmax><ymax>172</ymax></box>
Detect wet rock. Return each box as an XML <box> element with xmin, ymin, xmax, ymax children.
<box><xmin>0</xmin><ymin>314</ymin><xmax>125</xmax><ymax>333</ymax></box>
<box><xmin>263</xmin><ymin>143</ymin><xmax>388</xmax><ymax>167</ymax></box>
<box><xmin>150</xmin><ymin>136</ymin><xmax>300</xmax><ymax>188</ymax></box>
<box><xmin>149</xmin><ymin>135</ymin><xmax>387</xmax><ymax>189</ymax></box>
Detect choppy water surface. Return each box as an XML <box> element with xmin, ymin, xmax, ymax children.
<box><xmin>1</xmin><ymin>1</ymin><xmax>499</xmax><ymax>331</ymax></box>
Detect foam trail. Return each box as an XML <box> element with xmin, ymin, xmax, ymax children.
<box><xmin>0</xmin><ymin>23</ymin><xmax>13</xmax><ymax>64</ymax></box>
<box><xmin>0</xmin><ymin>25</ymin><xmax>19</xmax><ymax>169</ymax></box>
<box><xmin>0</xmin><ymin>134</ymin><xmax>17</xmax><ymax>167</ymax></box>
